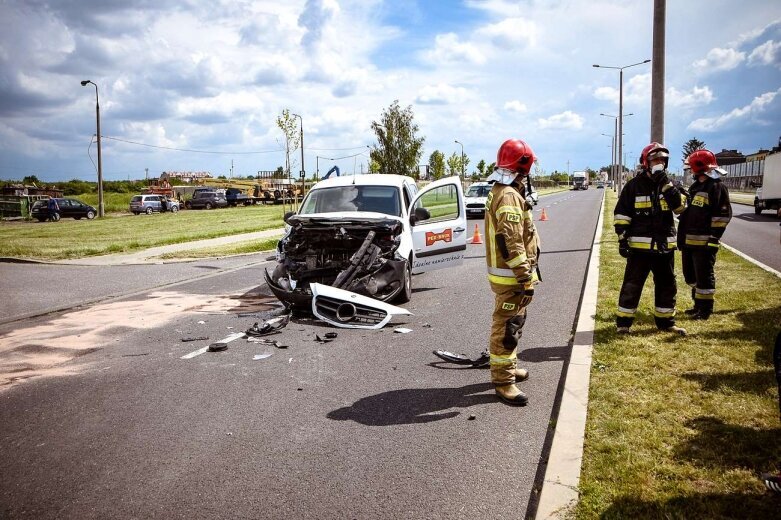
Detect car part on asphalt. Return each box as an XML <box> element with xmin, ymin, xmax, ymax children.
<box><xmin>315</xmin><ymin>334</ymin><xmax>334</xmax><ymax>343</ymax></box>
<box><xmin>245</xmin><ymin>315</ymin><xmax>290</xmax><ymax>337</ymax></box>
<box><xmin>432</xmin><ymin>349</ymin><xmax>490</xmax><ymax>368</ymax></box>
<box><xmin>208</xmin><ymin>342</ymin><xmax>228</xmax><ymax>352</ymax></box>
<box><xmin>394</xmin><ymin>327</ymin><xmax>412</xmax><ymax>333</ymax></box>
<box><xmin>181</xmin><ymin>336</ymin><xmax>209</xmax><ymax>342</ymax></box>
<box><xmin>253</xmin><ymin>354</ymin><xmax>272</xmax><ymax>360</ymax></box>
<box><xmin>310</xmin><ymin>283</ymin><xmax>412</xmax><ymax>329</ymax></box>
<box><xmin>265</xmin><ymin>217</ymin><xmax>408</xmax><ymax>309</ymax></box>
<box><xmin>246</xmin><ymin>337</ymin><xmax>288</xmax><ymax>349</ymax></box>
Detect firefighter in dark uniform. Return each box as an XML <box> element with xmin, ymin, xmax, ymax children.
<box><xmin>677</xmin><ymin>149</ymin><xmax>732</xmax><ymax>320</ymax></box>
<box><xmin>484</xmin><ymin>139</ymin><xmax>540</xmax><ymax>406</ymax></box>
<box><xmin>614</xmin><ymin>142</ymin><xmax>687</xmax><ymax>335</ymax></box>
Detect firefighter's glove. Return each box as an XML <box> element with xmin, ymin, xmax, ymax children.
<box><xmin>619</xmin><ymin>238</ymin><xmax>630</xmax><ymax>258</ymax></box>
<box><xmin>517</xmin><ymin>283</ymin><xmax>534</xmax><ymax>307</ymax></box>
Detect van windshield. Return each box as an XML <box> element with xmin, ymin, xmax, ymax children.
<box><xmin>300</xmin><ymin>185</ymin><xmax>401</xmax><ymax>216</ymax></box>
<box><xmin>467</xmin><ymin>185</ymin><xmax>490</xmax><ymax>197</ymax></box>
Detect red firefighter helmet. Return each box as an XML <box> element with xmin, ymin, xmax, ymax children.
<box><xmin>496</xmin><ymin>139</ymin><xmax>535</xmax><ymax>175</ymax></box>
<box><xmin>687</xmin><ymin>149</ymin><xmax>718</xmax><ymax>174</ymax></box>
<box><xmin>640</xmin><ymin>142</ymin><xmax>670</xmax><ymax>170</ymax></box>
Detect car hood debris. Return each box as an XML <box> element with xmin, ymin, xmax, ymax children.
<box><xmin>265</xmin><ymin>216</ymin><xmax>407</xmax><ymax>308</ymax></box>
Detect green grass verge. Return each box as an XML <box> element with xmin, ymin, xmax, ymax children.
<box><xmin>729</xmin><ymin>191</ymin><xmax>755</xmax><ymax>206</ymax></box>
<box><xmin>155</xmin><ymin>237</ymin><xmax>282</xmax><ymax>259</ymax></box>
<box><xmin>575</xmin><ymin>189</ymin><xmax>781</xmax><ymax>518</ymax></box>
<box><xmin>0</xmin><ymin>205</ymin><xmax>286</xmax><ymax>260</ymax></box>
<box><xmin>71</xmin><ymin>192</ymin><xmax>135</xmax><ymax>213</ymax></box>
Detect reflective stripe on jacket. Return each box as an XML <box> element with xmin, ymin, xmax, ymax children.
<box><xmin>613</xmin><ymin>172</ymin><xmax>684</xmax><ymax>253</ymax></box>
<box><xmin>677</xmin><ymin>177</ymin><xmax>732</xmax><ymax>249</ymax></box>
<box><xmin>485</xmin><ymin>182</ymin><xmax>540</xmax><ymax>291</ymax></box>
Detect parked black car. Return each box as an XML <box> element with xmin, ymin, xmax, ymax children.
<box><xmin>189</xmin><ymin>191</ymin><xmax>228</xmax><ymax>210</ymax></box>
<box><xmin>31</xmin><ymin>198</ymin><xmax>97</xmax><ymax>221</ymax></box>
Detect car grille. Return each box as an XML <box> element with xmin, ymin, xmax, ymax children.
<box><xmin>466</xmin><ymin>203</ymin><xmax>485</xmax><ymax>209</ymax></box>
<box><xmin>313</xmin><ymin>295</ymin><xmax>388</xmax><ymax>326</ymax></box>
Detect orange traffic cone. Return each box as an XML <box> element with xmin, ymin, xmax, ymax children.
<box><xmin>539</xmin><ymin>208</ymin><xmax>549</xmax><ymax>221</ymax></box>
<box><xmin>469</xmin><ymin>223</ymin><xmax>483</xmax><ymax>244</ymax></box>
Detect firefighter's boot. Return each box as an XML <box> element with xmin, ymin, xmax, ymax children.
<box><xmin>662</xmin><ymin>325</ymin><xmax>688</xmax><ymax>336</ymax></box>
<box><xmin>511</xmin><ymin>368</ymin><xmax>529</xmax><ymax>382</ymax></box>
<box><xmin>495</xmin><ymin>384</ymin><xmax>528</xmax><ymax>406</ymax></box>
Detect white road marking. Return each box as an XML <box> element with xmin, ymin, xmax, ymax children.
<box><xmin>181</xmin><ymin>332</ymin><xmax>247</xmax><ymax>359</ymax></box>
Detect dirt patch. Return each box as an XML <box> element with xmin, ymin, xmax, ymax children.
<box><xmin>0</xmin><ymin>287</ymin><xmax>282</xmax><ymax>390</ymax></box>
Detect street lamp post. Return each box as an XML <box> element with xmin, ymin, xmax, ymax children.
<box><xmin>80</xmin><ymin>80</ymin><xmax>104</xmax><ymax>217</ymax></box>
<box><xmin>600</xmin><ymin>112</ymin><xmax>633</xmax><ymax>191</ymax></box>
<box><xmin>454</xmin><ymin>139</ymin><xmax>465</xmax><ymax>189</ymax></box>
<box><xmin>593</xmin><ymin>60</ymin><xmax>650</xmax><ymax>194</ymax></box>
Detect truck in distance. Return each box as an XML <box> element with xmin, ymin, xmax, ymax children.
<box><xmin>572</xmin><ymin>171</ymin><xmax>589</xmax><ymax>190</ymax></box>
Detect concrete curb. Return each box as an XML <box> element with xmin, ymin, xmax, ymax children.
<box><xmin>535</xmin><ymin>192</ymin><xmax>605</xmax><ymax>519</ymax></box>
<box><xmin>721</xmin><ymin>243</ymin><xmax>781</xmax><ymax>279</ymax></box>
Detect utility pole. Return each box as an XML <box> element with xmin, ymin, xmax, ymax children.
<box><xmin>145</xmin><ymin>168</ymin><xmax>148</xmax><ymax>181</ymax></box>
<box><xmin>651</xmin><ymin>0</ymin><xmax>666</xmax><ymax>143</ymax></box>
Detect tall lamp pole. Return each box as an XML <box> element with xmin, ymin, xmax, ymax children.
<box><xmin>593</xmin><ymin>60</ymin><xmax>650</xmax><ymax>193</ymax></box>
<box><xmin>600</xmin><ymin>112</ymin><xmax>633</xmax><ymax>191</ymax></box>
<box><xmin>454</xmin><ymin>139</ymin><xmax>465</xmax><ymax>190</ymax></box>
<box><xmin>80</xmin><ymin>80</ymin><xmax>104</xmax><ymax>217</ymax></box>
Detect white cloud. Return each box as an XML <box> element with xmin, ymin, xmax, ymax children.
<box><xmin>688</xmin><ymin>87</ymin><xmax>781</xmax><ymax>131</ymax></box>
<box><xmin>592</xmin><ymin>73</ymin><xmax>651</xmax><ymax>105</ymax></box>
<box><xmin>474</xmin><ymin>17</ymin><xmax>537</xmax><ymax>49</ymax></box>
<box><xmin>415</xmin><ymin>83</ymin><xmax>472</xmax><ymax>105</ymax></box>
<box><xmin>692</xmin><ymin>47</ymin><xmax>746</xmax><ymax>73</ymax></box>
<box><xmin>667</xmin><ymin>85</ymin><xmax>715</xmax><ymax>109</ymax></box>
<box><xmin>503</xmin><ymin>100</ymin><xmax>528</xmax><ymax>113</ymax></box>
<box><xmin>422</xmin><ymin>33</ymin><xmax>485</xmax><ymax>64</ymax></box>
<box><xmin>748</xmin><ymin>39</ymin><xmax>781</xmax><ymax>67</ymax></box>
<box><xmin>537</xmin><ymin>110</ymin><xmax>584</xmax><ymax>130</ymax></box>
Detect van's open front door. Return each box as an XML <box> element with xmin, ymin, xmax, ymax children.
<box><xmin>409</xmin><ymin>176</ymin><xmax>467</xmax><ymax>274</ymax></box>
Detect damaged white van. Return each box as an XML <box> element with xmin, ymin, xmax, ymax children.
<box><xmin>264</xmin><ymin>175</ymin><xmax>467</xmax><ymax>311</ymax></box>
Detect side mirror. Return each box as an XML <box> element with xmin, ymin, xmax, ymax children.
<box><xmin>410</xmin><ymin>207</ymin><xmax>430</xmax><ymax>226</ymax></box>
<box><xmin>283</xmin><ymin>210</ymin><xmax>296</xmax><ymax>224</ymax></box>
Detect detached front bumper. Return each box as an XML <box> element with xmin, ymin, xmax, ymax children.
<box><xmin>264</xmin><ymin>258</ymin><xmax>407</xmax><ymax>309</ymax></box>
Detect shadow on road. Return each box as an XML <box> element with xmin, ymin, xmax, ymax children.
<box><xmin>519</xmin><ymin>345</ymin><xmax>570</xmax><ymax>362</ymax></box>
<box><xmin>327</xmin><ymin>382</ymin><xmax>495</xmax><ymax>426</ymax></box>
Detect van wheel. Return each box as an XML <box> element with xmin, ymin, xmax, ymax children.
<box><xmin>171</xmin><ymin>205</ymin><xmax>179</xmax><ymax>213</ymax></box>
<box><xmin>146</xmin><ymin>207</ymin><xmax>153</xmax><ymax>215</ymax></box>
<box><xmin>395</xmin><ymin>259</ymin><xmax>412</xmax><ymax>304</ymax></box>
<box><xmin>205</xmin><ymin>202</ymin><xmax>213</xmax><ymax>210</ymax></box>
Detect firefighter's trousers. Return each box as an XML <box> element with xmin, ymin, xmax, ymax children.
<box><xmin>616</xmin><ymin>252</ymin><xmax>677</xmax><ymax>329</ymax></box>
<box><xmin>489</xmin><ymin>286</ymin><xmax>529</xmax><ymax>386</ymax></box>
<box><xmin>681</xmin><ymin>248</ymin><xmax>717</xmax><ymax>314</ymax></box>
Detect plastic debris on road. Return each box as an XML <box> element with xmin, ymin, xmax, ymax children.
<box><xmin>394</xmin><ymin>327</ymin><xmax>412</xmax><ymax>334</ymax></box>
<box><xmin>181</xmin><ymin>336</ymin><xmax>209</xmax><ymax>342</ymax></box>
<box><xmin>253</xmin><ymin>354</ymin><xmax>272</xmax><ymax>360</ymax></box>
<box><xmin>246</xmin><ymin>314</ymin><xmax>290</xmax><ymax>337</ymax></box>
<box><xmin>247</xmin><ymin>337</ymin><xmax>288</xmax><ymax>349</ymax></box>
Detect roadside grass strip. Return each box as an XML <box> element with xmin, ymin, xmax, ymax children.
<box><xmin>156</xmin><ymin>237</ymin><xmax>282</xmax><ymax>259</ymax></box>
<box><xmin>575</xmin><ymin>189</ymin><xmax>781</xmax><ymax>518</ymax></box>
<box><xmin>0</xmin><ymin>205</ymin><xmax>285</xmax><ymax>260</ymax></box>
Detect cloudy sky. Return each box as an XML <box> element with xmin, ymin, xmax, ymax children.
<box><xmin>1</xmin><ymin>0</ymin><xmax>780</xmax><ymax>182</ymax></box>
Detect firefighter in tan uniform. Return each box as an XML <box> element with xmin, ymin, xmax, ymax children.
<box><xmin>484</xmin><ymin>139</ymin><xmax>540</xmax><ymax>406</ymax></box>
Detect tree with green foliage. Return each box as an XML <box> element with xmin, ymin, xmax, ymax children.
<box><xmin>370</xmin><ymin>100</ymin><xmax>425</xmax><ymax>177</ymax></box>
<box><xmin>428</xmin><ymin>150</ymin><xmax>446</xmax><ymax>180</ymax></box>
<box><xmin>446</xmin><ymin>151</ymin><xmax>470</xmax><ymax>178</ymax></box>
<box><xmin>276</xmin><ymin>109</ymin><xmax>301</xmax><ymax>177</ymax></box>
<box><xmin>682</xmin><ymin>137</ymin><xmax>706</xmax><ymax>163</ymax></box>
<box><xmin>22</xmin><ymin>175</ymin><xmax>40</xmax><ymax>185</ymax></box>
<box><xmin>476</xmin><ymin>159</ymin><xmax>487</xmax><ymax>178</ymax></box>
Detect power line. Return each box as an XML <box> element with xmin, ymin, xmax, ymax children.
<box><xmin>102</xmin><ymin>135</ymin><xmax>284</xmax><ymax>155</ymax></box>
<box><xmin>102</xmin><ymin>136</ymin><xmax>370</xmax><ymax>154</ymax></box>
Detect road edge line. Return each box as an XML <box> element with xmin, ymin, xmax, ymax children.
<box><xmin>535</xmin><ymin>191</ymin><xmax>604</xmax><ymax>519</ymax></box>
<box><xmin>721</xmin><ymin>243</ymin><xmax>781</xmax><ymax>279</ymax></box>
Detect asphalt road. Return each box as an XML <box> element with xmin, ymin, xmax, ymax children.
<box><xmin>0</xmin><ymin>188</ymin><xmax>603</xmax><ymax>519</ymax></box>
<box><xmin>721</xmin><ymin>202</ymin><xmax>781</xmax><ymax>271</ymax></box>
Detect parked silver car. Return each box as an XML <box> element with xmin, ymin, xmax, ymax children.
<box><xmin>129</xmin><ymin>194</ymin><xmax>179</xmax><ymax>215</ymax></box>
